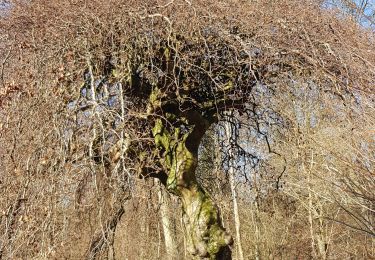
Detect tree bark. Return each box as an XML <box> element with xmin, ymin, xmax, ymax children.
<box><xmin>153</xmin><ymin>116</ymin><xmax>232</xmax><ymax>259</ymax></box>
<box><xmin>158</xmin><ymin>181</ymin><xmax>179</xmax><ymax>259</ymax></box>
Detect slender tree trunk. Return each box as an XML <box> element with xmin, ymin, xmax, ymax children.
<box><xmin>158</xmin><ymin>181</ymin><xmax>178</xmax><ymax>259</ymax></box>
<box><xmin>253</xmin><ymin>199</ymin><xmax>261</xmax><ymax>260</ymax></box>
<box><xmin>225</xmin><ymin>121</ymin><xmax>245</xmax><ymax>260</ymax></box>
<box><xmin>307</xmin><ymin>151</ymin><xmax>328</xmax><ymax>260</ymax></box>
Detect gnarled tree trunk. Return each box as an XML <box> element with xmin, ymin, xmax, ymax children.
<box><xmin>152</xmin><ymin>114</ymin><xmax>232</xmax><ymax>259</ymax></box>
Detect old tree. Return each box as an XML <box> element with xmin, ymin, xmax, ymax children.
<box><xmin>0</xmin><ymin>0</ymin><xmax>374</xmax><ymax>259</ymax></box>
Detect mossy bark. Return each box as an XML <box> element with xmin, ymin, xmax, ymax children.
<box><xmin>153</xmin><ymin>118</ymin><xmax>232</xmax><ymax>259</ymax></box>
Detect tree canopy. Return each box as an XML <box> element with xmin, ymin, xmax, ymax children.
<box><xmin>0</xmin><ymin>0</ymin><xmax>374</xmax><ymax>259</ymax></box>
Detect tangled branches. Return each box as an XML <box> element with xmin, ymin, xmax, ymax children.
<box><xmin>0</xmin><ymin>0</ymin><xmax>374</xmax><ymax>259</ymax></box>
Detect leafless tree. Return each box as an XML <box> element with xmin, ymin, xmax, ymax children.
<box><xmin>0</xmin><ymin>0</ymin><xmax>374</xmax><ymax>259</ymax></box>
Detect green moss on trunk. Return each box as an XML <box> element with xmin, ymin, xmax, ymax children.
<box><xmin>152</xmin><ymin>117</ymin><xmax>232</xmax><ymax>259</ymax></box>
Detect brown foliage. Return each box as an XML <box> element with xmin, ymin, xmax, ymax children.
<box><xmin>0</xmin><ymin>0</ymin><xmax>374</xmax><ymax>259</ymax></box>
